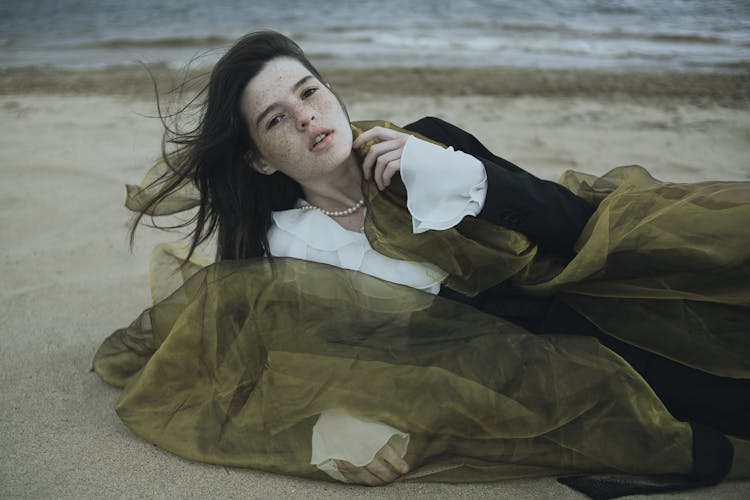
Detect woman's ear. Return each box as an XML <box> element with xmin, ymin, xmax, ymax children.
<box><xmin>253</xmin><ymin>159</ymin><xmax>277</xmax><ymax>175</ymax></box>
<box><xmin>246</xmin><ymin>153</ymin><xmax>277</xmax><ymax>175</ymax></box>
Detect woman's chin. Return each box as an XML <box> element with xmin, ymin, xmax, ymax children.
<box><xmin>324</xmin><ymin>143</ymin><xmax>355</xmax><ymax>169</ymax></box>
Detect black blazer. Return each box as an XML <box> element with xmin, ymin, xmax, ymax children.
<box><xmin>400</xmin><ymin>116</ymin><xmax>666</xmax><ymax>393</ymax></box>
<box><xmin>402</xmin><ymin>118</ymin><xmax>750</xmax><ymax>463</ymax></box>
<box><xmin>403</xmin><ymin>116</ymin><xmax>593</xmax><ymax>332</ymax></box>
<box><xmin>401</xmin><ymin>117</ymin><xmax>656</xmax><ymax>384</ymax></box>
<box><xmin>403</xmin><ymin>116</ymin><xmax>593</xmax><ymax>258</ymax></box>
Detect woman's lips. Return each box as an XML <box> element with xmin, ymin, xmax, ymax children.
<box><xmin>310</xmin><ymin>130</ymin><xmax>334</xmax><ymax>152</ymax></box>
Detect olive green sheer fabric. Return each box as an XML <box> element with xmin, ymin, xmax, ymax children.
<box><xmin>359</xmin><ymin>124</ymin><xmax>750</xmax><ymax>378</ymax></box>
<box><xmin>358</xmin><ymin>122</ymin><xmax>538</xmax><ymax>295</ymax></box>
<box><xmin>96</xmin><ymin>258</ymin><xmax>701</xmax><ymax>480</ymax></box>
<box><xmin>94</xmin><ymin>120</ymin><xmax>750</xmax><ymax>480</ymax></box>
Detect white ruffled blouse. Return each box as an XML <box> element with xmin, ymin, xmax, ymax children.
<box><xmin>268</xmin><ymin>201</ymin><xmax>448</xmax><ymax>294</ymax></box>
<box><xmin>267</xmin><ymin>134</ymin><xmax>488</xmax><ymax>481</ymax></box>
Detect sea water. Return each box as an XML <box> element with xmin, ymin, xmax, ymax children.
<box><xmin>1</xmin><ymin>0</ymin><xmax>749</xmax><ymax>72</ymax></box>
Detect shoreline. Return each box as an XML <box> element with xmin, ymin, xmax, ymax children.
<box><xmin>1</xmin><ymin>65</ymin><xmax>748</xmax><ymax>104</ymax></box>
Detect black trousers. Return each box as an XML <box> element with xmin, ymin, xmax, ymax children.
<box><xmin>439</xmin><ymin>283</ymin><xmax>750</xmax><ymax>439</ymax></box>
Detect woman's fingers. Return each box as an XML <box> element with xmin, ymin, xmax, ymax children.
<box><xmin>365</xmin><ymin>458</ymin><xmax>399</xmax><ymax>483</ymax></box>
<box><xmin>361</xmin><ymin>139</ymin><xmax>403</xmax><ymax>178</ymax></box>
<box><xmin>377</xmin><ymin>444</ymin><xmax>410</xmax><ymax>474</ymax></box>
<box><xmin>372</xmin><ymin>149</ymin><xmax>402</xmax><ymax>190</ymax></box>
<box><xmin>352</xmin><ymin>126</ymin><xmax>401</xmax><ymax>149</ymax></box>
<box><xmin>354</xmin><ymin>126</ymin><xmax>410</xmax><ymax>189</ymax></box>
<box><xmin>381</xmin><ymin>160</ymin><xmax>401</xmax><ymax>189</ymax></box>
<box><xmin>336</xmin><ymin>460</ymin><xmax>385</xmax><ymax>486</ymax></box>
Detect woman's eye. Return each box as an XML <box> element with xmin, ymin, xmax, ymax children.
<box><xmin>302</xmin><ymin>87</ymin><xmax>318</xmax><ymax>99</ymax></box>
<box><xmin>267</xmin><ymin>114</ymin><xmax>283</xmax><ymax>129</ymax></box>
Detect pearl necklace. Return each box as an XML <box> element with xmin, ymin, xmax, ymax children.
<box><xmin>300</xmin><ymin>199</ymin><xmax>365</xmax><ymax>217</ymax></box>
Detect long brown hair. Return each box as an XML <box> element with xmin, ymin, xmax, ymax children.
<box><xmin>132</xmin><ymin>31</ymin><xmax>333</xmax><ymax>261</ymax></box>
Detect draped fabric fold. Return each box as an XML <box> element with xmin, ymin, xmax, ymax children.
<box><xmin>96</xmin><ymin>258</ymin><xmax>705</xmax><ymax>481</ymax></box>
<box><xmin>96</xmin><ymin>120</ymin><xmax>750</xmax><ymax>482</ymax></box>
<box><xmin>359</xmin><ymin>124</ymin><xmax>750</xmax><ymax>378</ymax></box>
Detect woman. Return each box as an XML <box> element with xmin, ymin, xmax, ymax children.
<box><xmin>94</xmin><ymin>30</ymin><xmax>750</xmax><ymax>495</ymax></box>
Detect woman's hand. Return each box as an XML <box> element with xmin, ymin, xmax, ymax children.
<box><xmin>352</xmin><ymin>126</ymin><xmax>410</xmax><ymax>191</ymax></box>
<box><xmin>334</xmin><ymin>443</ymin><xmax>410</xmax><ymax>486</ymax></box>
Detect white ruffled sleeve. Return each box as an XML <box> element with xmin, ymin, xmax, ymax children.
<box><xmin>400</xmin><ymin>135</ymin><xmax>488</xmax><ymax>233</ymax></box>
<box><xmin>310</xmin><ymin>409</ymin><xmax>410</xmax><ymax>482</ymax></box>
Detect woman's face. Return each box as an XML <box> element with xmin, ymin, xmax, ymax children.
<box><xmin>240</xmin><ymin>57</ymin><xmax>353</xmax><ymax>183</ymax></box>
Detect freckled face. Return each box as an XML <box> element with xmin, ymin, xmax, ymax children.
<box><xmin>240</xmin><ymin>57</ymin><xmax>353</xmax><ymax>184</ymax></box>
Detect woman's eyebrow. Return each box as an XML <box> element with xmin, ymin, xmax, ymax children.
<box><xmin>255</xmin><ymin>75</ymin><xmax>314</xmax><ymax>127</ymax></box>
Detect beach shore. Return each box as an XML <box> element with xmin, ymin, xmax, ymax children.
<box><xmin>2</xmin><ymin>65</ymin><xmax>749</xmax><ymax>499</ymax></box>
<box><xmin>3</xmin><ymin>64</ymin><xmax>750</xmax><ymax>101</ymax></box>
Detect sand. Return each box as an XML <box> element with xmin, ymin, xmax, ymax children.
<box><xmin>1</xmin><ymin>66</ymin><xmax>749</xmax><ymax>499</ymax></box>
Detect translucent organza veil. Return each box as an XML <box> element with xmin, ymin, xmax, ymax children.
<box><xmin>94</xmin><ymin>121</ymin><xmax>750</xmax><ymax>482</ymax></box>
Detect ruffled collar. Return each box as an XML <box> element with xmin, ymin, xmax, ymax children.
<box><xmin>271</xmin><ymin>199</ymin><xmax>366</xmax><ymax>252</ymax></box>
<box><xmin>270</xmin><ymin>199</ymin><xmax>447</xmax><ymax>294</ymax></box>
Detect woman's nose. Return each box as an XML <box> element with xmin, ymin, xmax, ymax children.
<box><xmin>295</xmin><ymin>105</ymin><xmax>315</xmax><ymax>130</ymax></box>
